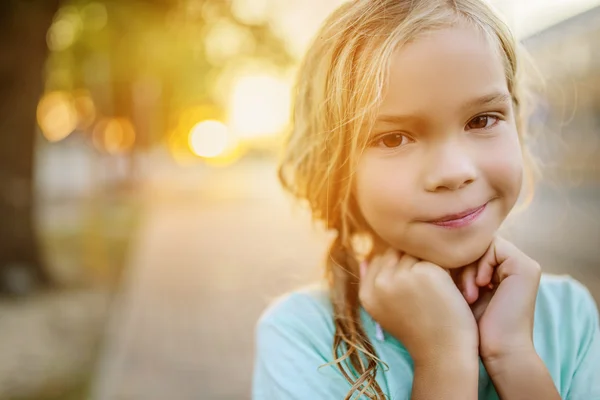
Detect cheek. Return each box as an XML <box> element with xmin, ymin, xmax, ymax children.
<box><xmin>481</xmin><ymin>134</ymin><xmax>524</xmax><ymax>200</ymax></box>
<box><xmin>355</xmin><ymin>157</ymin><xmax>414</xmax><ymax>225</ymax></box>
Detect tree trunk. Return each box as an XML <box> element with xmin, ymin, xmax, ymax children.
<box><xmin>0</xmin><ymin>0</ymin><xmax>60</xmax><ymax>295</ymax></box>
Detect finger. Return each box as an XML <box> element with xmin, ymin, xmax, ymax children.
<box><xmin>461</xmin><ymin>264</ymin><xmax>479</xmax><ymax>305</ymax></box>
<box><xmin>452</xmin><ymin>262</ymin><xmax>473</xmax><ymax>287</ymax></box>
<box><xmin>475</xmin><ymin>239</ymin><xmax>498</xmax><ymax>287</ymax></box>
<box><xmin>378</xmin><ymin>248</ymin><xmax>402</xmax><ymax>282</ymax></box>
<box><xmin>390</xmin><ymin>253</ymin><xmax>421</xmax><ymax>279</ymax></box>
<box><xmin>387</xmin><ymin>252</ymin><xmax>419</xmax><ymax>281</ymax></box>
<box><xmin>475</xmin><ymin>260</ymin><xmax>495</xmax><ymax>287</ymax></box>
<box><xmin>361</xmin><ymin>247</ymin><xmax>395</xmax><ymax>288</ymax></box>
<box><xmin>396</xmin><ymin>252</ymin><xmax>419</xmax><ymax>271</ymax></box>
<box><xmin>494</xmin><ymin>240</ymin><xmax>534</xmax><ymax>282</ymax></box>
<box><xmin>478</xmin><ymin>237</ymin><xmax>531</xmax><ymax>285</ymax></box>
<box><xmin>495</xmin><ymin>256</ymin><xmax>521</xmax><ymax>283</ymax></box>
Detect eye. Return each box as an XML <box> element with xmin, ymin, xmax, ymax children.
<box><xmin>467</xmin><ymin>115</ymin><xmax>500</xmax><ymax>130</ymax></box>
<box><xmin>374</xmin><ymin>133</ymin><xmax>412</xmax><ymax>148</ymax></box>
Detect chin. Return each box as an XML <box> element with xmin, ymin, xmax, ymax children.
<box><xmin>417</xmin><ymin>239</ymin><xmax>492</xmax><ymax>269</ymax></box>
<box><xmin>430</xmin><ymin>251</ymin><xmax>480</xmax><ymax>269</ymax></box>
<box><xmin>374</xmin><ymin>228</ymin><xmax>497</xmax><ymax>269</ymax></box>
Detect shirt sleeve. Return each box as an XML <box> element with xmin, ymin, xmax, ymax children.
<box><xmin>566</xmin><ymin>282</ymin><xmax>600</xmax><ymax>400</ymax></box>
<box><xmin>252</xmin><ymin>292</ymin><xmax>367</xmax><ymax>400</ymax></box>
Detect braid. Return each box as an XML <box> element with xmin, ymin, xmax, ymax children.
<box><xmin>324</xmin><ymin>235</ymin><xmax>387</xmax><ymax>400</ymax></box>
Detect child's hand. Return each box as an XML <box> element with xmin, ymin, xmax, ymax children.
<box><xmin>451</xmin><ymin>263</ymin><xmax>496</xmax><ymax>322</ymax></box>
<box><xmin>472</xmin><ymin>237</ymin><xmax>542</xmax><ymax>362</ymax></box>
<box><xmin>359</xmin><ymin>249</ymin><xmax>479</xmax><ymax>365</ymax></box>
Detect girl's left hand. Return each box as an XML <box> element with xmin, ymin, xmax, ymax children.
<box><xmin>472</xmin><ymin>236</ymin><xmax>542</xmax><ymax>362</ymax></box>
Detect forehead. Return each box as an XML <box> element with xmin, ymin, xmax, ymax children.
<box><xmin>379</xmin><ymin>24</ymin><xmax>508</xmax><ymax>117</ymax></box>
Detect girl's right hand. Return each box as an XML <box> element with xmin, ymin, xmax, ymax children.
<box><xmin>359</xmin><ymin>249</ymin><xmax>479</xmax><ymax>365</ymax></box>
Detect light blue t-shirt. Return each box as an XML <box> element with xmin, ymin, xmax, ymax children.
<box><xmin>253</xmin><ymin>274</ymin><xmax>600</xmax><ymax>399</ymax></box>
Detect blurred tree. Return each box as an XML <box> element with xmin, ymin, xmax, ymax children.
<box><xmin>0</xmin><ymin>0</ymin><xmax>291</xmax><ymax>294</ymax></box>
<box><xmin>45</xmin><ymin>0</ymin><xmax>291</xmax><ymax>147</ymax></box>
<box><xmin>0</xmin><ymin>0</ymin><xmax>60</xmax><ymax>295</ymax></box>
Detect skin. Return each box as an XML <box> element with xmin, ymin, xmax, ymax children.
<box><xmin>355</xmin><ymin>23</ymin><xmax>523</xmax><ymax>270</ymax></box>
<box><xmin>359</xmin><ymin>240</ymin><xmax>560</xmax><ymax>400</ymax></box>
<box><xmin>356</xmin><ymin>24</ymin><xmax>561</xmax><ymax>399</ymax></box>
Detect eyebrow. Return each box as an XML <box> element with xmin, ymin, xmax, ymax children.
<box><xmin>462</xmin><ymin>91</ymin><xmax>512</xmax><ymax>111</ymax></box>
<box><xmin>375</xmin><ymin>91</ymin><xmax>512</xmax><ymax>125</ymax></box>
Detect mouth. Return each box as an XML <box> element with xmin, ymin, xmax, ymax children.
<box><xmin>427</xmin><ymin>202</ymin><xmax>488</xmax><ymax>228</ymax></box>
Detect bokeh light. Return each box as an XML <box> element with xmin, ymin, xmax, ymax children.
<box><xmin>47</xmin><ymin>19</ymin><xmax>76</xmax><ymax>51</ymax></box>
<box><xmin>47</xmin><ymin>7</ymin><xmax>82</xmax><ymax>51</ymax></box>
<box><xmin>81</xmin><ymin>2</ymin><xmax>108</xmax><ymax>32</ymax></box>
<box><xmin>93</xmin><ymin>118</ymin><xmax>136</xmax><ymax>154</ymax></box>
<box><xmin>203</xmin><ymin>142</ymin><xmax>244</xmax><ymax>167</ymax></box>
<box><xmin>72</xmin><ymin>90</ymin><xmax>96</xmax><ymax>130</ymax></box>
<box><xmin>37</xmin><ymin>91</ymin><xmax>78</xmax><ymax>142</ymax></box>
<box><xmin>204</xmin><ymin>21</ymin><xmax>254</xmax><ymax>65</ymax></box>
<box><xmin>269</xmin><ymin>0</ymin><xmax>346</xmax><ymax>57</ymax></box>
<box><xmin>189</xmin><ymin>120</ymin><xmax>229</xmax><ymax>158</ymax></box>
<box><xmin>231</xmin><ymin>0</ymin><xmax>269</xmax><ymax>25</ymax></box>
<box><xmin>229</xmin><ymin>74</ymin><xmax>291</xmax><ymax>138</ymax></box>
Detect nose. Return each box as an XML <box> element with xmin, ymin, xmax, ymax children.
<box><xmin>424</xmin><ymin>140</ymin><xmax>477</xmax><ymax>192</ymax></box>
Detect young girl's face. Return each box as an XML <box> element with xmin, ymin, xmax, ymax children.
<box><xmin>355</xmin><ymin>24</ymin><xmax>523</xmax><ymax>269</ymax></box>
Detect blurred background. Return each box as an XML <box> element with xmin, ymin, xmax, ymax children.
<box><xmin>0</xmin><ymin>0</ymin><xmax>598</xmax><ymax>399</ymax></box>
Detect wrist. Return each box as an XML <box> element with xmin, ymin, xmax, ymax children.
<box><xmin>482</xmin><ymin>347</ymin><xmax>540</xmax><ymax>378</ymax></box>
<box><xmin>480</xmin><ymin>338</ymin><xmax>535</xmax><ymax>364</ymax></box>
<box><xmin>482</xmin><ymin>349</ymin><xmax>560</xmax><ymax>400</ymax></box>
<box><xmin>412</xmin><ymin>349</ymin><xmax>479</xmax><ymax>400</ymax></box>
<box><xmin>410</xmin><ymin>334</ymin><xmax>479</xmax><ymax>365</ymax></box>
<box><xmin>413</xmin><ymin>346</ymin><xmax>479</xmax><ymax>372</ymax></box>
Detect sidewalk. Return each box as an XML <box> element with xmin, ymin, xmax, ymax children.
<box><xmin>90</xmin><ymin>160</ymin><xmax>329</xmax><ymax>400</ymax></box>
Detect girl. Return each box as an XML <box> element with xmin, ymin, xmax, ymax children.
<box><xmin>253</xmin><ymin>1</ymin><xmax>600</xmax><ymax>399</ymax></box>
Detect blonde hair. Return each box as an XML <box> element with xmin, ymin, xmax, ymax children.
<box><xmin>279</xmin><ymin>0</ymin><xmax>538</xmax><ymax>398</ymax></box>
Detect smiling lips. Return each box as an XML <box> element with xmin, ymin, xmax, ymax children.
<box><xmin>428</xmin><ymin>203</ymin><xmax>488</xmax><ymax>228</ymax></box>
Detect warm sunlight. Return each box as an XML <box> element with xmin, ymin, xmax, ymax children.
<box><xmin>37</xmin><ymin>91</ymin><xmax>78</xmax><ymax>142</ymax></box>
<box><xmin>189</xmin><ymin>120</ymin><xmax>229</xmax><ymax>158</ymax></box>
<box><xmin>8</xmin><ymin>1</ymin><xmax>600</xmax><ymax>399</ymax></box>
<box><xmin>228</xmin><ymin>74</ymin><xmax>291</xmax><ymax>139</ymax></box>
<box><xmin>92</xmin><ymin>117</ymin><xmax>136</xmax><ymax>154</ymax></box>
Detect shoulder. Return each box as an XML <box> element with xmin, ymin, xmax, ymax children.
<box><xmin>253</xmin><ymin>282</ymin><xmax>350</xmax><ymax>391</ymax></box>
<box><xmin>536</xmin><ymin>275</ymin><xmax>600</xmax><ymax>397</ymax></box>
<box><xmin>255</xmin><ymin>281</ymin><xmax>336</xmax><ymax>344</ymax></box>
<box><xmin>253</xmin><ymin>283</ymin><xmax>386</xmax><ymax>398</ymax></box>
<box><xmin>534</xmin><ymin>274</ymin><xmax>599</xmax><ymax>362</ymax></box>
<box><xmin>537</xmin><ymin>273</ymin><xmax>597</xmax><ymax>314</ymax></box>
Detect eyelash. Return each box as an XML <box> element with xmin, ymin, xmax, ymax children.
<box><xmin>370</xmin><ymin>132</ymin><xmax>413</xmax><ymax>149</ymax></box>
<box><xmin>467</xmin><ymin>114</ymin><xmax>502</xmax><ymax>131</ymax></box>
<box><xmin>371</xmin><ymin>114</ymin><xmax>503</xmax><ymax>149</ymax></box>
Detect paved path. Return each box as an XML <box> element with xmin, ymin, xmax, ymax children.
<box><xmin>91</xmin><ymin>159</ymin><xmax>600</xmax><ymax>400</ymax></box>
<box><xmin>91</xmin><ymin>160</ymin><xmax>329</xmax><ymax>400</ymax></box>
